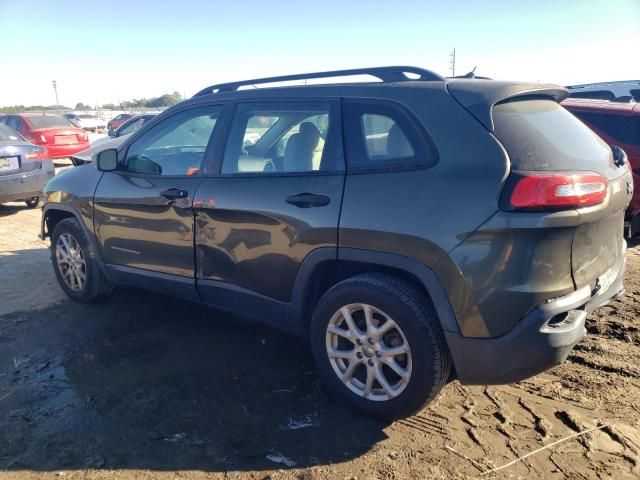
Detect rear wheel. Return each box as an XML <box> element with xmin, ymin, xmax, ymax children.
<box><xmin>310</xmin><ymin>273</ymin><xmax>451</xmax><ymax>419</ymax></box>
<box><xmin>51</xmin><ymin>217</ymin><xmax>114</xmax><ymax>302</ymax></box>
<box><xmin>25</xmin><ymin>197</ymin><xmax>40</xmax><ymax>208</ymax></box>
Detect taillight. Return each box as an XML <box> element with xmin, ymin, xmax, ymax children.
<box><xmin>507</xmin><ymin>172</ymin><xmax>608</xmax><ymax>210</ymax></box>
<box><xmin>80</xmin><ymin>131</ymin><xmax>88</xmax><ymax>142</ymax></box>
<box><xmin>25</xmin><ymin>148</ymin><xmax>47</xmax><ymax>161</ymax></box>
<box><xmin>29</xmin><ymin>134</ymin><xmax>48</xmax><ymax>145</ymax></box>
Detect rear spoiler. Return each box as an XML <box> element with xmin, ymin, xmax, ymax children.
<box><xmin>446</xmin><ymin>80</ymin><xmax>569</xmax><ymax>131</ymax></box>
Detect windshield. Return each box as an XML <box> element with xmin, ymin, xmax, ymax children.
<box><xmin>0</xmin><ymin>124</ymin><xmax>25</xmax><ymax>142</ymax></box>
<box><xmin>26</xmin><ymin>115</ymin><xmax>75</xmax><ymax>129</ymax></box>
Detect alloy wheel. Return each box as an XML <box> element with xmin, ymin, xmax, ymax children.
<box><xmin>55</xmin><ymin>233</ymin><xmax>87</xmax><ymax>291</ymax></box>
<box><xmin>325</xmin><ymin>303</ymin><xmax>412</xmax><ymax>401</ymax></box>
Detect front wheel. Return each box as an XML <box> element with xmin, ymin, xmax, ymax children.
<box><xmin>310</xmin><ymin>273</ymin><xmax>451</xmax><ymax>419</ymax></box>
<box><xmin>51</xmin><ymin>217</ymin><xmax>114</xmax><ymax>302</ymax></box>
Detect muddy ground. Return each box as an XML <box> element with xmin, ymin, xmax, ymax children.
<box><xmin>1</xmin><ymin>197</ymin><xmax>639</xmax><ymax>479</ymax></box>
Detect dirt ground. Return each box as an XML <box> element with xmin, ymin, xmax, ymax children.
<box><xmin>1</xmin><ymin>196</ymin><xmax>639</xmax><ymax>479</ymax></box>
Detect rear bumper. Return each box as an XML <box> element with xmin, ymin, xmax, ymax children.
<box><xmin>447</xmin><ymin>246</ymin><xmax>626</xmax><ymax>385</ymax></box>
<box><xmin>0</xmin><ymin>162</ymin><xmax>55</xmax><ymax>202</ymax></box>
<box><xmin>46</xmin><ymin>143</ymin><xmax>90</xmax><ymax>159</ymax></box>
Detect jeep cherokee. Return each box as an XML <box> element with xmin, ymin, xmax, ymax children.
<box><xmin>41</xmin><ymin>67</ymin><xmax>631</xmax><ymax>419</ymax></box>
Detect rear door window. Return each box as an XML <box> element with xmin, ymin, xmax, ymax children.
<box><xmin>343</xmin><ymin>101</ymin><xmax>434</xmax><ymax>171</ymax></box>
<box><xmin>492</xmin><ymin>99</ymin><xmax>612</xmax><ymax>171</ymax></box>
<box><xmin>221</xmin><ymin>102</ymin><xmax>336</xmax><ymax>174</ymax></box>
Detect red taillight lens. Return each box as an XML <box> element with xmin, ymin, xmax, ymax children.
<box><xmin>509</xmin><ymin>172</ymin><xmax>608</xmax><ymax>210</ymax></box>
<box><xmin>28</xmin><ymin>134</ymin><xmax>48</xmax><ymax>145</ymax></box>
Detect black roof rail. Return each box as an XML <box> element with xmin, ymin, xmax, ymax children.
<box><xmin>193</xmin><ymin>66</ymin><xmax>444</xmax><ymax>97</ymax></box>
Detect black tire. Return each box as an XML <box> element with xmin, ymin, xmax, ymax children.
<box><xmin>50</xmin><ymin>217</ymin><xmax>114</xmax><ymax>302</ymax></box>
<box><xmin>310</xmin><ymin>273</ymin><xmax>451</xmax><ymax>420</ymax></box>
<box><xmin>25</xmin><ymin>197</ymin><xmax>40</xmax><ymax>208</ymax></box>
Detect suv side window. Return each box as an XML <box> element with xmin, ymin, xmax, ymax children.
<box><xmin>343</xmin><ymin>101</ymin><xmax>434</xmax><ymax>170</ymax></box>
<box><xmin>221</xmin><ymin>102</ymin><xmax>335</xmax><ymax>174</ymax></box>
<box><xmin>124</xmin><ymin>106</ymin><xmax>221</xmax><ymax>176</ymax></box>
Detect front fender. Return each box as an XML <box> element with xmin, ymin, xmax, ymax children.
<box><xmin>41</xmin><ymin>164</ymin><xmax>107</xmax><ymax>274</ymax></box>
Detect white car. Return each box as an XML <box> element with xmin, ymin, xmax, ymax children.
<box><xmin>76</xmin><ymin>115</ymin><xmax>107</xmax><ymax>132</ymax></box>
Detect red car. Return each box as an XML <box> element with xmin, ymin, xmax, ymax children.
<box><xmin>0</xmin><ymin>113</ymin><xmax>90</xmax><ymax>159</ymax></box>
<box><xmin>563</xmin><ymin>98</ymin><xmax>640</xmax><ymax>235</ymax></box>
<box><xmin>107</xmin><ymin>113</ymin><xmax>134</xmax><ymax>132</ymax></box>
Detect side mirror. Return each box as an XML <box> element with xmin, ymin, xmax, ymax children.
<box><xmin>108</xmin><ymin>129</ymin><xmax>116</xmax><ymax>137</ymax></box>
<box><xmin>96</xmin><ymin>149</ymin><xmax>118</xmax><ymax>171</ymax></box>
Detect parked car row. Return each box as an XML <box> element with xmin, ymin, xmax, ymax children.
<box><xmin>0</xmin><ymin>113</ymin><xmax>90</xmax><ymax>159</ymax></box>
<box><xmin>0</xmin><ymin>113</ymin><xmax>89</xmax><ymax>207</ymax></box>
<box><xmin>0</xmin><ymin>111</ymin><xmax>160</xmax><ymax>206</ymax></box>
<box><xmin>40</xmin><ymin>66</ymin><xmax>631</xmax><ymax>419</ymax></box>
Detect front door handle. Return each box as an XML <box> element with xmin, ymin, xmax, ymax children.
<box><xmin>286</xmin><ymin>192</ymin><xmax>331</xmax><ymax>208</ymax></box>
<box><xmin>160</xmin><ymin>188</ymin><xmax>189</xmax><ymax>200</ymax></box>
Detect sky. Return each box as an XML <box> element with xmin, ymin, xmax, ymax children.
<box><xmin>1</xmin><ymin>0</ymin><xmax>639</xmax><ymax>107</ymax></box>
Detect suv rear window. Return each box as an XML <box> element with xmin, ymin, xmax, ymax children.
<box><xmin>26</xmin><ymin>115</ymin><xmax>75</xmax><ymax>129</ymax></box>
<box><xmin>492</xmin><ymin>99</ymin><xmax>612</xmax><ymax>171</ymax></box>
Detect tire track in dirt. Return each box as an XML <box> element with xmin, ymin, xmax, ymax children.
<box><xmin>431</xmin><ymin>381</ymin><xmax>639</xmax><ymax>478</ymax></box>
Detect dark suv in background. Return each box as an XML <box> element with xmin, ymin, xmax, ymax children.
<box><xmin>40</xmin><ymin>67</ymin><xmax>631</xmax><ymax>418</ymax></box>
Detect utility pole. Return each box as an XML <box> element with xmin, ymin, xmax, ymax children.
<box><xmin>449</xmin><ymin>49</ymin><xmax>456</xmax><ymax>78</ymax></box>
<box><xmin>52</xmin><ymin>80</ymin><xmax>60</xmax><ymax>112</ymax></box>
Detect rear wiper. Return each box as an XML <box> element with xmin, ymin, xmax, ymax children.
<box><xmin>611</xmin><ymin>145</ymin><xmax>627</xmax><ymax>167</ymax></box>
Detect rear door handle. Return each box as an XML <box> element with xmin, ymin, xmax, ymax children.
<box><xmin>160</xmin><ymin>188</ymin><xmax>189</xmax><ymax>200</ymax></box>
<box><xmin>286</xmin><ymin>192</ymin><xmax>331</xmax><ymax>208</ymax></box>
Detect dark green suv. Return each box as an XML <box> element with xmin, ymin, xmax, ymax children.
<box><xmin>41</xmin><ymin>67</ymin><xmax>631</xmax><ymax>418</ymax></box>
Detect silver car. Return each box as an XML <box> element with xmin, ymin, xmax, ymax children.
<box><xmin>0</xmin><ymin>124</ymin><xmax>54</xmax><ymax>207</ymax></box>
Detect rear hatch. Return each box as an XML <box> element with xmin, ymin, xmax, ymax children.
<box><xmin>491</xmin><ymin>98</ymin><xmax>632</xmax><ymax>289</ymax></box>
